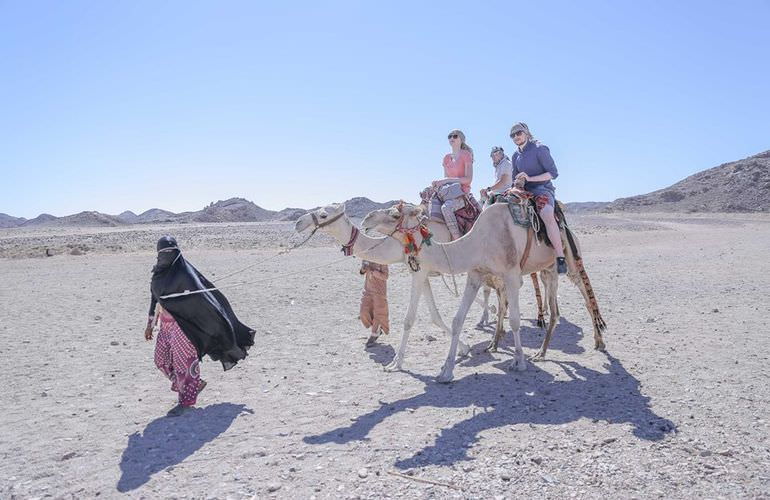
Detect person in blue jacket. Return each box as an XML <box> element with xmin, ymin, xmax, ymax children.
<box><xmin>510</xmin><ymin>122</ymin><xmax>567</xmax><ymax>274</ymax></box>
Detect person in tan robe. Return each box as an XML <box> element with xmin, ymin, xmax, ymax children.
<box><xmin>359</xmin><ymin>260</ymin><xmax>389</xmax><ymax>346</ymax></box>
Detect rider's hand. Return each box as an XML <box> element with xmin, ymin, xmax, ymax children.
<box><xmin>515</xmin><ymin>172</ymin><xmax>529</xmax><ymax>182</ymax></box>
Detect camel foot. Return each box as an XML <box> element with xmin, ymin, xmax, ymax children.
<box><xmin>529</xmin><ymin>350</ymin><xmax>547</xmax><ymax>362</ymax></box>
<box><xmin>594</xmin><ymin>339</ymin><xmax>607</xmax><ymax>351</ymax></box>
<box><xmin>457</xmin><ymin>341</ymin><xmax>471</xmax><ymax>359</ymax></box>
<box><xmin>536</xmin><ymin>317</ymin><xmax>546</xmax><ymax>328</ymax></box>
<box><xmin>484</xmin><ymin>342</ymin><xmax>498</xmax><ymax>353</ymax></box>
<box><xmin>509</xmin><ymin>356</ymin><xmax>527</xmax><ymax>372</ymax></box>
<box><xmin>436</xmin><ymin>363</ymin><xmax>454</xmax><ymax>384</ymax></box>
<box><xmin>384</xmin><ymin>358</ymin><xmax>403</xmax><ymax>372</ymax></box>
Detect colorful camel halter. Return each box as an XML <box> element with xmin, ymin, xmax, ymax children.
<box><xmin>392</xmin><ymin>201</ymin><xmax>433</xmax><ymax>272</ymax></box>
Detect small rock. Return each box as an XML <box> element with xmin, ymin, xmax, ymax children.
<box><xmin>267</xmin><ymin>483</ymin><xmax>282</xmax><ymax>492</ymax></box>
<box><xmin>500</xmin><ymin>472</ymin><xmax>512</xmax><ymax>481</ymax></box>
<box><xmin>357</xmin><ymin>468</ymin><xmax>368</xmax><ymax>479</ymax></box>
<box><xmin>531</xmin><ymin>457</ymin><xmax>543</xmax><ymax>465</ymax></box>
<box><xmin>541</xmin><ymin>473</ymin><xmax>556</xmax><ymax>484</ymax></box>
<box><xmin>94</xmin><ymin>315</ymin><xmax>102</xmax><ymax>321</ymax></box>
<box><xmin>110</xmin><ymin>341</ymin><xmax>119</xmax><ymax>346</ymax></box>
<box><xmin>646</xmin><ymin>318</ymin><xmax>656</xmax><ymax>323</ymax></box>
<box><xmin>61</xmin><ymin>452</ymin><xmax>77</xmax><ymax>461</ymax></box>
<box><xmin>699</xmin><ymin>450</ymin><xmax>713</xmax><ymax>457</ymax></box>
<box><xmin>711</xmin><ymin>308</ymin><xmax>719</xmax><ymax>313</ymax></box>
<box><xmin>601</xmin><ymin>437</ymin><xmax>617</xmax><ymax>446</ymax></box>
<box><xmin>462</xmin><ymin>464</ymin><xmax>474</xmax><ymax>473</ymax></box>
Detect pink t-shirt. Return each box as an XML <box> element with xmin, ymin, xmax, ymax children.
<box><xmin>442</xmin><ymin>150</ymin><xmax>473</xmax><ymax>193</ymax></box>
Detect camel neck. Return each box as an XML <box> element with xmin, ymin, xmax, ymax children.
<box><xmin>406</xmin><ymin>229</ymin><xmax>473</xmax><ymax>275</ymax></box>
<box><xmin>326</xmin><ymin>218</ymin><xmax>404</xmax><ymax>265</ymax></box>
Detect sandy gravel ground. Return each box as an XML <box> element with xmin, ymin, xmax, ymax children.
<box><xmin>1</xmin><ymin>213</ymin><xmax>769</xmax><ymax>499</ymax></box>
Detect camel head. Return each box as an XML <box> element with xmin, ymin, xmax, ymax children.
<box><xmin>361</xmin><ymin>202</ymin><xmax>424</xmax><ymax>236</ymax></box>
<box><xmin>294</xmin><ymin>203</ymin><xmax>347</xmax><ymax>233</ymax></box>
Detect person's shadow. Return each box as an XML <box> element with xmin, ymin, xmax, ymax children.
<box><xmin>366</xmin><ymin>342</ymin><xmax>396</xmax><ymax>365</ymax></box>
<box><xmin>304</xmin><ymin>354</ymin><xmax>675</xmax><ymax>469</ymax></box>
<box><xmin>117</xmin><ymin>403</ymin><xmax>252</xmax><ymax>492</ymax></box>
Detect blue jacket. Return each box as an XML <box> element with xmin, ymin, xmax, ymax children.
<box><xmin>512</xmin><ymin>141</ymin><xmax>558</xmax><ymax>191</ymax></box>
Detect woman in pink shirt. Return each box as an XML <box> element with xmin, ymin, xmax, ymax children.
<box><xmin>431</xmin><ymin>129</ymin><xmax>474</xmax><ymax>239</ymax></box>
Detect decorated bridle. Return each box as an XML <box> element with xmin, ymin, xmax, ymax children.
<box><xmin>390</xmin><ymin>201</ymin><xmax>433</xmax><ymax>272</ymax></box>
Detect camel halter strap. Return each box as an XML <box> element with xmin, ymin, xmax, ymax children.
<box><xmin>341</xmin><ymin>226</ymin><xmax>359</xmax><ymax>256</ymax></box>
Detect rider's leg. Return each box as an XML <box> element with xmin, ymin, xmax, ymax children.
<box><xmin>539</xmin><ymin>203</ymin><xmax>567</xmax><ymax>274</ymax></box>
<box><xmin>441</xmin><ymin>198</ymin><xmax>463</xmax><ymax>240</ymax></box>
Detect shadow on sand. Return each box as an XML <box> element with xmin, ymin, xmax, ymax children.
<box><xmin>303</xmin><ymin>354</ymin><xmax>675</xmax><ymax>469</ymax></box>
<box><xmin>117</xmin><ymin>403</ymin><xmax>252</xmax><ymax>492</ymax></box>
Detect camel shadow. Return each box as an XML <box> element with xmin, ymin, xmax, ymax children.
<box><xmin>462</xmin><ymin>317</ymin><xmax>586</xmax><ymax>368</ymax></box>
<box><xmin>116</xmin><ymin>403</ymin><xmax>252</xmax><ymax>492</ymax></box>
<box><xmin>303</xmin><ymin>354</ymin><xmax>675</xmax><ymax>469</ymax></box>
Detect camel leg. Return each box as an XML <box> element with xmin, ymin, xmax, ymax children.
<box><xmin>422</xmin><ymin>278</ymin><xmax>470</xmax><ymax>357</ymax></box>
<box><xmin>531</xmin><ymin>269</ymin><xmax>560</xmax><ymax>361</ymax></box>
<box><xmin>531</xmin><ymin>273</ymin><xmax>546</xmax><ymax>328</ymax></box>
<box><xmin>384</xmin><ymin>271</ymin><xmax>425</xmax><ymax>372</ymax></box>
<box><xmin>567</xmin><ymin>257</ymin><xmax>607</xmax><ymax>351</ymax></box>
<box><xmin>485</xmin><ymin>287</ymin><xmax>508</xmax><ymax>353</ymax></box>
<box><xmin>437</xmin><ymin>271</ymin><xmax>483</xmax><ymax>383</ymax></box>
<box><xmin>503</xmin><ymin>272</ymin><xmax>527</xmax><ymax>372</ymax></box>
<box><xmin>476</xmin><ymin>286</ymin><xmax>491</xmax><ymax>327</ymax></box>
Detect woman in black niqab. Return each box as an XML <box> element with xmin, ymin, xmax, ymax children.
<box><xmin>147</xmin><ymin>236</ymin><xmax>256</xmax><ymax>371</ymax></box>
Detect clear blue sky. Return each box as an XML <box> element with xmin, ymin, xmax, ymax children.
<box><xmin>1</xmin><ymin>1</ymin><xmax>768</xmax><ymax>218</ymax></box>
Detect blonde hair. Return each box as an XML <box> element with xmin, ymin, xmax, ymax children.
<box><xmin>449</xmin><ymin>129</ymin><xmax>474</xmax><ymax>160</ymax></box>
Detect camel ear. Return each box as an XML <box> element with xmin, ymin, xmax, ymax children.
<box><xmin>387</xmin><ymin>207</ymin><xmax>400</xmax><ymax>219</ymax></box>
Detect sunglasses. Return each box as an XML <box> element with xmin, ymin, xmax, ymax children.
<box><xmin>510</xmin><ymin>130</ymin><xmax>526</xmax><ymax>138</ymax></box>
<box><xmin>448</xmin><ymin>134</ymin><xmax>459</xmax><ymax>139</ymax></box>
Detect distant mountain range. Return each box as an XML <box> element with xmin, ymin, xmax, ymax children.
<box><xmin>0</xmin><ymin>196</ymin><xmax>400</xmax><ymax>228</ymax></box>
<box><xmin>2</xmin><ymin>150</ymin><xmax>767</xmax><ymax>227</ymax></box>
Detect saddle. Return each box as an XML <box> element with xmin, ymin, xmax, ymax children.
<box><xmin>419</xmin><ymin>186</ymin><xmax>482</xmax><ymax>236</ymax></box>
<box><xmin>490</xmin><ymin>187</ymin><xmax>570</xmax><ymax>251</ymax></box>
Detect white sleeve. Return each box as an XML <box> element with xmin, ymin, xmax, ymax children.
<box><xmin>503</xmin><ymin>161</ymin><xmax>513</xmax><ymax>179</ymax></box>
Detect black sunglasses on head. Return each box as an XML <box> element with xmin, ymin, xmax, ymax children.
<box><xmin>448</xmin><ymin>134</ymin><xmax>459</xmax><ymax>139</ymax></box>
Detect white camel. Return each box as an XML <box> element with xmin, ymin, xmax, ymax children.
<box><xmin>369</xmin><ymin>204</ymin><xmax>547</xmax><ymax>350</ymax></box>
<box><xmin>362</xmin><ymin>201</ymin><xmax>606</xmax><ymax>382</ymax></box>
<box><xmin>363</xmin><ymin>201</ymin><xmax>607</xmax><ymax>354</ymax></box>
<box><xmin>293</xmin><ymin>204</ymin><xmax>472</xmax><ymax>357</ymax></box>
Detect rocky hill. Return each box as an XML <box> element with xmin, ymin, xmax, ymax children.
<box><xmin>343</xmin><ymin>197</ymin><xmax>401</xmax><ymax>218</ymax></box>
<box><xmin>605</xmin><ymin>150</ymin><xmax>770</xmax><ymax>213</ymax></box>
<box><xmin>0</xmin><ymin>213</ymin><xmax>27</xmax><ymax>228</ymax></box>
<box><xmin>116</xmin><ymin>211</ymin><xmax>140</xmax><ymax>224</ymax></box>
<box><xmin>136</xmin><ymin>208</ymin><xmax>179</xmax><ymax>223</ymax></box>
<box><xmin>26</xmin><ymin>211</ymin><xmax>125</xmax><ymax>227</ymax></box>
<box><xmin>188</xmin><ymin>198</ymin><xmax>277</xmax><ymax>223</ymax></box>
<box><xmin>20</xmin><ymin>214</ymin><xmax>58</xmax><ymax>226</ymax></box>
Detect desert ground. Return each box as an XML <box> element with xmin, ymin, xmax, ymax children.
<box><xmin>1</xmin><ymin>211</ymin><xmax>769</xmax><ymax>499</ymax></box>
